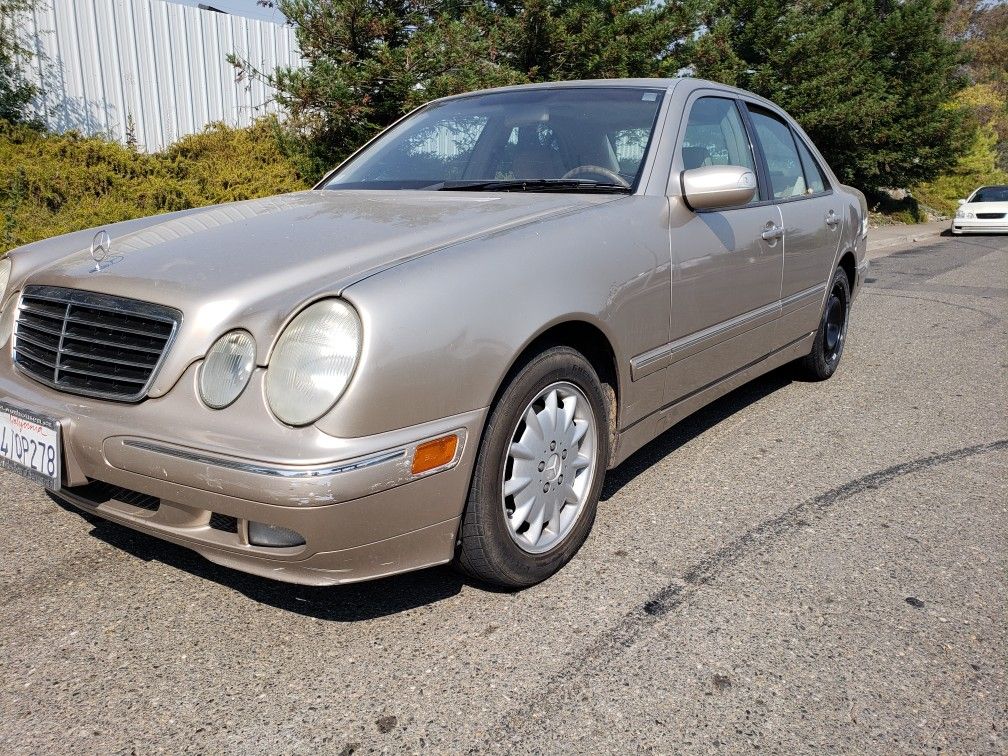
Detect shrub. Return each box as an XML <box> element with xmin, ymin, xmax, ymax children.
<box><xmin>912</xmin><ymin>85</ymin><xmax>1008</xmax><ymax>216</ymax></box>
<box><xmin>0</xmin><ymin>117</ymin><xmax>308</xmax><ymax>253</ymax></box>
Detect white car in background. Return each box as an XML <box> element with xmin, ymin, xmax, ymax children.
<box><xmin>952</xmin><ymin>185</ymin><xmax>1008</xmax><ymax>234</ymax></box>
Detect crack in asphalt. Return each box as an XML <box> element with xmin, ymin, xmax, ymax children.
<box><xmin>862</xmin><ymin>289</ymin><xmax>1003</xmax><ymax>329</ymax></box>
<box><xmin>471</xmin><ymin>438</ymin><xmax>1008</xmax><ymax>752</ymax></box>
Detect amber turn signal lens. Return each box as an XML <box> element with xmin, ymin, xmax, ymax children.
<box><xmin>411</xmin><ymin>434</ymin><xmax>458</xmax><ymax>475</ymax></box>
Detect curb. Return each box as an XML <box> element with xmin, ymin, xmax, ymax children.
<box><xmin>866</xmin><ymin>225</ymin><xmax>946</xmax><ymax>259</ymax></box>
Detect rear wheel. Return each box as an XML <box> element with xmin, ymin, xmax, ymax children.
<box><xmin>797</xmin><ymin>266</ymin><xmax>851</xmax><ymax>380</ymax></box>
<box><xmin>456</xmin><ymin>347</ymin><xmax>610</xmax><ymax>589</ymax></box>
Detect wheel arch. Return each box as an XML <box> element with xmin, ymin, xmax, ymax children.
<box><xmin>487</xmin><ymin>318</ymin><xmax>622</xmax><ymax>458</ymax></box>
<box><xmin>837</xmin><ymin>249</ymin><xmax>857</xmax><ymax>293</ymax></box>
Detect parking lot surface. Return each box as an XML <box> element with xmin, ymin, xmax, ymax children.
<box><xmin>1</xmin><ymin>232</ymin><xmax>1005</xmax><ymax>755</ymax></box>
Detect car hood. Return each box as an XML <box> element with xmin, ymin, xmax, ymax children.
<box><xmin>10</xmin><ymin>189</ymin><xmax>613</xmax><ymax>395</ymax></box>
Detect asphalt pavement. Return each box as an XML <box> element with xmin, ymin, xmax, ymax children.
<box><xmin>1</xmin><ymin>231</ymin><xmax>1005</xmax><ymax>755</ymax></box>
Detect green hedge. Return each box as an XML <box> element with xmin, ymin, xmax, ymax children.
<box><xmin>1</xmin><ymin>118</ymin><xmax>308</xmax><ymax>254</ymax></box>
<box><xmin>911</xmin><ymin>85</ymin><xmax>1008</xmax><ymax>216</ymax></box>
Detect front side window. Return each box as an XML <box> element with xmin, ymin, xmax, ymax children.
<box><xmin>680</xmin><ymin>97</ymin><xmax>756</xmax><ymax>175</ymax></box>
<box><xmin>748</xmin><ymin>107</ymin><xmax>806</xmax><ymax>200</ymax></box>
<box><xmin>324</xmin><ymin>87</ymin><xmax>666</xmax><ymax>192</ymax></box>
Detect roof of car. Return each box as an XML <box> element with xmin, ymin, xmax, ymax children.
<box><xmin>430</xmin><ymin>78</ymin><xmax>788</xmax><ymax>121</ymax></box>
<box><xmin>433</xmin><ymin>77</ymin><xmax>757</xmax><ymax>103</ymax></box>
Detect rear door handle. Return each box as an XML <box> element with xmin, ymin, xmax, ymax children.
<box><xmin>825</xmin><ymin>209</ymin><xmax>840</xmax><ymax>227</ymax></box>
<box><xmin>761</xmin><ymin>224</ymin><xmax>783</xmax><ymax>241</ymax></box>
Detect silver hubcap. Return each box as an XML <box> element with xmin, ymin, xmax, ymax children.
<box><xmin>501</xmin><ymin>381</ymin><xmax>598</xmax><ymax>554</ymax></box>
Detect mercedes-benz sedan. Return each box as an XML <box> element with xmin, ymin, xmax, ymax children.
<box><xmin>0</xmin><ymin>78</ymin><xmax>868</xmax><ymax>588</ymax></box>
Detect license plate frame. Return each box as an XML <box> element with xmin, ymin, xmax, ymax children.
<box><xmin>0</xmin><ymin>401</ymin><xmax>62</xmax><ymax>491</ymax></box>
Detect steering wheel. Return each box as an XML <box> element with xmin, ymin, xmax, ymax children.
<box><xmin>560</xmin><ymin>165</ymin><xmax>630</xmax><ymax>188</ymax></box>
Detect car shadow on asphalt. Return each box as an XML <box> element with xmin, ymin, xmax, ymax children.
<box><xmin>601</xmin><ymin>365</ymin><xmax>794</xmax><ymax>501</ymax></box>
<box><xmin>53</xmin><ymin>498</ymin><xmax>470</xmax><ymax>621</ymax></box>
<box><xmin>56</xmin><ymin>365</ymin><xmax>795</xmax><ymax>620</ymax></box>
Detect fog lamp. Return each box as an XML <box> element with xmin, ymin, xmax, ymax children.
<box><xmin>248</xmin><ymin>521</ymin><xmax>306</xmax><ymax>548</ymax></box>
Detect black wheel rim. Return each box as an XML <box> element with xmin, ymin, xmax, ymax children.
<box><xmin>823</xmin><ymin>282</ymin><xmax>847</xmax><ymax>362</ymax></box>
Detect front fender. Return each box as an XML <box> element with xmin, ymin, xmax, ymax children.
<box><xmin>315</xmin><ymin>196</ymin><xmax>673</xmax><ymax>438</ymax></box>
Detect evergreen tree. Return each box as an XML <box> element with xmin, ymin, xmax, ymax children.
<box><xmin>693</xmin><ymin>0</ymin><xmax>971</xmax><ymax>191</ymax></box>
<box><xmin>246</xmin><ymin>0</ymin><xmax>700</xmax><ymax>179</ymax></box>
<box><xmin>0</xmin><ymin>0</ymin><xmax>38</xmax><ymax>126</ymax></box>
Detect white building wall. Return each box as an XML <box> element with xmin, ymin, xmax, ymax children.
<box><xmin>26</xmin><ymin>0</ymin><xmax>303</xmax><ymax>151</ymax></box>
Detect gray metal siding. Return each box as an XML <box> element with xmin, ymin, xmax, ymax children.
<box><xmin>27</xmin><ymin>0</ymin><xmax>303</xmax><ymax>151</ymax></box>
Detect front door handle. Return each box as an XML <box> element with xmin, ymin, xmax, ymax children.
<box><xmin>761</xmin><ymin>223</ymin><xmax>783</xmax><ymax>241</ymax></box>
<box><xmin>825</xmin><ymin>209</ymin><xmax>840</xmax><ymax>227</ymax></box>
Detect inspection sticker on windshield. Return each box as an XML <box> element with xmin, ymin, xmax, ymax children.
<box><xmin>642</xmin><ymin>92</ymin><xmax>658</xmax><ymax>101</ymax></box>
<box><xmin>0</xmin><ymin>401</ymin><xmax>61</xmax><ymax>491</ymax></box>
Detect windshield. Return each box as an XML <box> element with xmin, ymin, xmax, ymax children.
<box><xmin>322</xmin><ymin>87</ymin><xmax>666</xmax><ymax>192</ymax></box>
<box><xmin>971</xmin><ymin>186</ymin><xmax>1008</xmax><ymax>203</ymax></box>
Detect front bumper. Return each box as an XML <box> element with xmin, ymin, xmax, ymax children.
<box><xmin>1</xmin><ymin>339</ymin><xmax>486</xmax><ymax>585</ymax></box>
<box><xmin>951</xmin><ymin>218</ymin><xmax>1008</xmax><ymax>234</ymax></box>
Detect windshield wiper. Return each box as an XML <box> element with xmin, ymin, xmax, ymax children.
<box><xmin>437</xmin><ymin>179</ymin><xmax>630</xmax><ymax>194</ymax></box>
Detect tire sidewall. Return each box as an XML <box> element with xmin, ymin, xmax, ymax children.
<box><xmin>461</xmin><ymin>346</ymin><xmax>610</xmax><ymax>587</ymax></box>
<box><xmin>809</xmin><ymin>268</ymin><xmax>851</xmax><ymax>379</ymax></box>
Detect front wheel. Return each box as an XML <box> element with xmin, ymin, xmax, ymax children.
<box><xmin>797</xmin><ymin>266</ymin><xmax>851</xmax><ymax>380</ymax></box>
<box><xmin>455</xmin><ymin>346</ymin><xmax>610</xmax><ymax>589</ymax></box>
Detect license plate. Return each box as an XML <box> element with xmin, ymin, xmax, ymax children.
<box><xmin>0</xmin><ymin>401</ymin><xmax>61</xmax><ymax>491</ymax></box>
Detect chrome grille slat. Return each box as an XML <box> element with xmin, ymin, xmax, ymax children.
<box><xmin>17</xmin><ymin>313</ymin><xmax>66</xmax><ymax>334</ymax></box>
<box><xmin>26</xmin><ymin>292</ymin><xmax>178</xmax><ymax>321</ymax></box>
<box><xmin>14</xmin><ymin>286</ymin><xmax>182</xmax><ymax>402</ymax></box>
<box><xmin>11</xmin><ymin>330</ymin><xmax>60</xmax><ymax>354</ymax></box>
<box><xmin>58</xmin><ymin>363</ymin><xmax>148</xmax><ymax>384</ymax></box>
<box><xmin>61</xmin><ymin>332</ymin><xmax>165</xmax><ymax>356</ymax></box>
<box><xmin>63</xmin><ymin>312</ymin><xmax>174</xmax><ymax>339</ymax></box>
<box><xmin>62</xmin><ymin>326</ymin><xmax>166</xmax><ymax>353</ymax></box>
<box><xmin>15</xmin><ymin>340</ymin><xmax>58</xmax><ymax>369</ymax></box>
<box><xmin>58</xmin><ymin>344</ymin><xmax>158</xmax><ymax>369</ymax></box>
<box><xmin>18</xmin><ymin>304</ymin><xmax>68</xmax><ymax>322</ymax></box>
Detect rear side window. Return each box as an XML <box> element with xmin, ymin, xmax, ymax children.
<box><xmin>794</xmin><ymin>136</ymin><xmax>829</xmax><ymax>194</ymax></box>
<box><xmin>747</xmin><ymin>107</ymin><xmax>806</xmax><ymax>199</ymax></box>
<box><xmin>681</xmin><ymin>97</ymin><xmax>757</xmax><ymax>174</ymax></box>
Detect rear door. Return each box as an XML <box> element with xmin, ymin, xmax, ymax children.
<box><xmin>745</xmin><ymin>105</ymin><xmax>843</xmax><ymax>346</ymax></box>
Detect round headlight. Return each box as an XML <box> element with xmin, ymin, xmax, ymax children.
<box><xmin>265</xmin><ymin>299</ymin><xmax>361</xmax><ymax>426</ymax></box>
<box><xmin>199</xmin><ymin>330</ymin><xmax>256</xmax><ymax>409</ymax></box>
<box><xmin>0</xmin><ymin>258</ymin><xmax>11</xmax><ymax>300</ymax></box>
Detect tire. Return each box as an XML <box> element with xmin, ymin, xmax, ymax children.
<box><xmin>455</xmin><ymin>346</ymin><xmax>610</xmax><ymax>589</ymax></box>
<box><xmin>797</xmin><ymin>266</ymin><xmax>851</xmax><ymax>380</ymax></box>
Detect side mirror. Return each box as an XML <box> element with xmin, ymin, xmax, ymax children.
<box><xmin>681</xmin><ymin>165</ymin><xmax>758</xmax><ymax>211</ymax></box>
<box><xmin>958</xmin><ymin>198</ymin><xmax>967</xmax><ymax>206</ymax></box>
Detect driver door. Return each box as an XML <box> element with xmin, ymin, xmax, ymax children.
<box><xmin>663</xmin><ymin>95</ymin><xmax>784</xmax><ymax>406</ymax></box>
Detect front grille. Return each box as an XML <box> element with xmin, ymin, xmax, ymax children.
<box><xmin>61</xmin><ymin>480</ymin><xmax>240</xmax><ymax>533</ymax></box>
<box><xmin>14</xmin><ymin>285</ymin><xmax>181</xmax><ymax>402</ymax></box>
<box><xmin>209</xmin><ymin>512</ymin><xmax>239</xmax><ymax>533</ymax></box>
<box><xmin>66</xmin><ymin>480</ymin><xmax>161</xmax><ymax>511</ymax></box>
<box><xmin>977</xmin><ymin>212</ymin><xmax>1006</xmax><ymax>219</ymax></box>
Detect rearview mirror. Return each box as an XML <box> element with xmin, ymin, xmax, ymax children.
<box><xmin>958</xmin><ymin>198</ymin><xmax>967</xmax><ymax>206</ymax></box>
<box><xmin>681</xmin><ymin>165</ymin><xmax>758</xmax><ymax>211</ymax></box>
